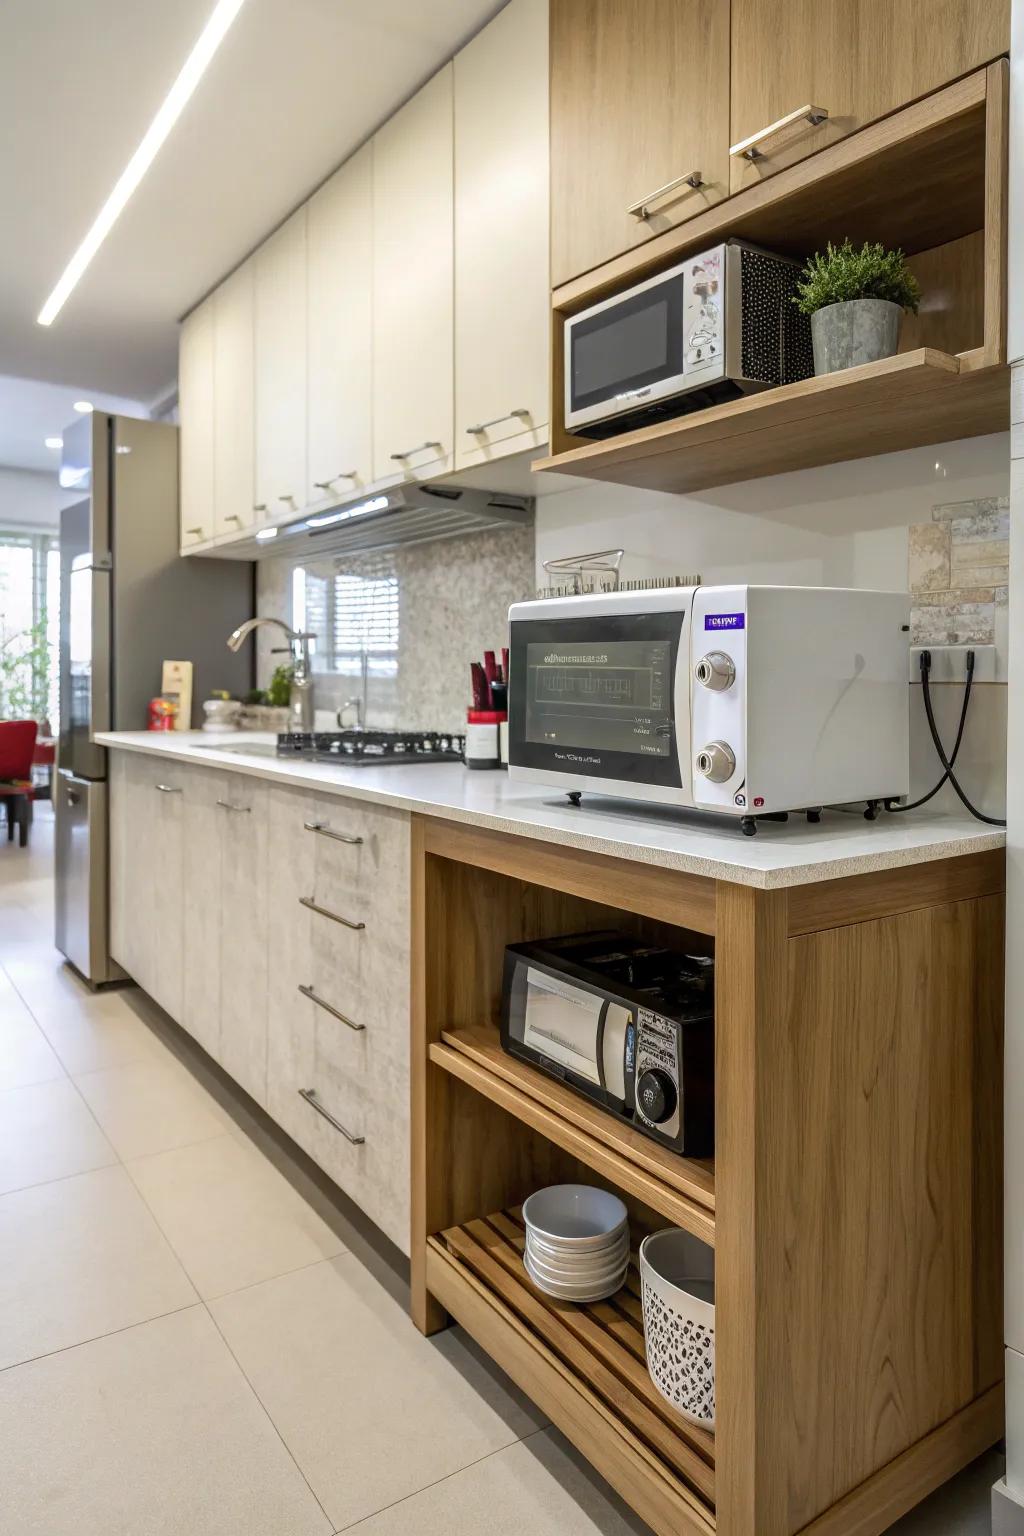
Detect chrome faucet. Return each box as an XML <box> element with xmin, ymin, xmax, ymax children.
<box><xmin>226</xmin><ymin>617</ymin><xmax>317</xmax><ymax>732</ymax></box>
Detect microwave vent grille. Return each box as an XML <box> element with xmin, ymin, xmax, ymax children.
<box><xmin>535</xmin><ymin>572</ymin><xmax>701</xmax><ymax>600</ymax></box>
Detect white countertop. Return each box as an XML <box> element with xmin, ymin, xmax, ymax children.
<box><xmin>95</xmin><ymin>730</ymin><xmax>1005</xmax><ymax>890</ymax></box>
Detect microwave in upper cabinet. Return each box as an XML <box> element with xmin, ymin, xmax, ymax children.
<box><xmin>507</xmin><ymin>585</ymin><xmax>910</xmax><ymax>828</ymax></box>
<box><xmin>564</xmin><ymin>240</ymin><xmax>813</xmax><ymax>439</ymax></box>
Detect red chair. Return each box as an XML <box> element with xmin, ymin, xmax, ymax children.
<box><xmin>0</xmin><ymin>721</ymin><xmax>38</xmax><ymax>847</ymax></box>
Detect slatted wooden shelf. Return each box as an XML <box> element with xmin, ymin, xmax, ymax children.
<box><xmin>432</xmin><ymin>1025</ymin><xmax>715</xmax><ymax>1243</ymax></box>
<box><xmin>429</xmin><ymin>1208</ymin><xmax>715</xmax><ymax>1536</ymax></box>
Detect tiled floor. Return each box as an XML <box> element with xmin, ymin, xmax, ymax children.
<box><xmin>0</xmin><ymin>806</ymin><xmax>1004</xmax><ymax>1534</ymax></box>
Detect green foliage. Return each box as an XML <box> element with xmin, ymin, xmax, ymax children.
<box><xmin>794</xmin><ymin>239</ymin><xmax>921</xmax><ymax>317</ymax></box>
<box><xmin>267</xmin><ymin>664</ymin><xmax>294</xmax><ymax>709</ymax></box>
<box><xmin>243</xmin><ymin>687</ymin><xmax>269</xmax><ymax>706</ymax></box>
<box><xmin>0</xmin><ymin>618</ymin><xmax>51</xmax><ymax>721</ymax></box>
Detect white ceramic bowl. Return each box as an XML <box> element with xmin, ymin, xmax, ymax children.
<box><xmin>525</xmin><ymin>1242</ymin><xmax>629</xmax><ymax>1287</ymax></box>
<box><xmin>524</xmin><ymin>1251</ymin><xmax>627</xmax><ymax>1303</ymax></box>
<box><xmin>527</xmin><ymin>1228</ymin><xmax>629</xmax><ymax>1268</ymax></box>
<box><xmin>522</xmin><ymin>1185</ymin><xmax>628</xmax><ymax>1249</ymax></box>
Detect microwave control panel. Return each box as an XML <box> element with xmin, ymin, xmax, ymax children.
<box><xmin>634</xmin><ymin>1008</ymin><xmax>682</xmax><ymax>1144</ymax></box>
<box><xmin>683</xmin><ymin>243</ymin><xmax>725</xmax><ymax>383</ymax></box>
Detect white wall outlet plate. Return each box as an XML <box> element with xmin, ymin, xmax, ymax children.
<box><xmin>908</xmin><ymin>644</ymin><xmax>998</xmax><ymax>684</ymax></box>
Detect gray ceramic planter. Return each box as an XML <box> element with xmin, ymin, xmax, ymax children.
<box><xmin>810</xmin><ymin>298</ymin><xmax>902</xmax><ymax>375</ymax></box>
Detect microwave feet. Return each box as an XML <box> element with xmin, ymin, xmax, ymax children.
<box><xmin>806</xmin><ymin>807</ymin><xmax>823</xmax><ymax>824</ymax></box>
<box><xmin>740</xmin><ymin>816</ymin><xmax>757</xmax><ymax>837</ymax></box>
<box><xmin>864</xmin><ymin>799</ymin><xmax>880</xmax><ymax>821</ymax></box>
<box><xmin>567</xmin><ymin>791</ymin><xmax>583</xmax><ymax>808</ymax></box>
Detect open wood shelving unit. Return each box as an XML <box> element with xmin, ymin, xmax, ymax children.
<box><xmin>534</xmin><ymin>62</ymin><xmax>1010</xmax><ymax>494</ymax></box>
<box><xmin>411</xmin><ymin>815</ymin><xmax>1005</xmax><ymax>1536</ymax></box>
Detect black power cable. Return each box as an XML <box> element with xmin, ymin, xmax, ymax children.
<box><xmin>886</xmin><ymin>648</ymin><xmax>1006</xmax><ymax>827</ymax></box>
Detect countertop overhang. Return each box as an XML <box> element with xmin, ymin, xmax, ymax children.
<box><xmin>95</xmin><ymin>730</ymin><xmax>1005</xmax><ymax>890</ymax></box>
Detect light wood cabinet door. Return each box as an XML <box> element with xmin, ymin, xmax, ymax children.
<box><xmin>218</xmin><ymin>774</ymin><xmax>269</xmax><ymax>1107</ymax></box>
<box><xmin>255</xmin><ymin>207</ymin><xmax>308</xmax><ymax>520</ymax></box>
<box><xmin>454</xmin><ymin>0</ymin><xmax>549</xmax><ymax>469</ymax></box>
<box><xmin>729</xmin><ymin>0</ymin><xmax>1009</xmax><ymax>192</ymax></box>
<box><xmin>307</xmin><ymin>144</ymin><xmax>374</xmax><ymax>503</ymax></box>
<box><xmin>182</xmin><ymin>765</ymin><xmax>224</xmax><ymax>1062</ymax></box>
<box><xmin>178</xmin><ymin>300</ymin><xmax>215</xmax><ymax>549</ymax></box>
<box><xmin>550</xmin><ymin>0</ymin><xmax>731</xmax><ymax>288</ymax></box>
<box><xmin>372</xmin><ymin>64</ymin><xmax>454</xmax><ymax>482</ymax></box>
<box><xmin>213</xmin><ymin>260</ymin><xmax>255</xmax><ymax>536</ymax></box>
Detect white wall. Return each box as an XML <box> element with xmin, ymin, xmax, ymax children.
<box><xmin>0</xmin><ymin>468</ymin><xmax>62</xmax><ymax>532</ymax></box>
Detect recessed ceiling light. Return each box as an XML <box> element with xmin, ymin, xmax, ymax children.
<box><xmin>36</xmin><ymin>0</ymin><xmax>248</xmax><ymax>327</ymax></box>
<box><xmin>73</xmin><ymin>401</ymin><xmax>94</xmax><ymax>413</ymax></box>
<box><xmin>44</xmin><ymin>437</ymin><xmax>63</xmax><ymax>450</ymax></box>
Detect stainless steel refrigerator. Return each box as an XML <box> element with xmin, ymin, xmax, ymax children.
<box><xmin>55</xmin><ymin>412</ymin><xmax>254</xmax><ymax>984</ymax></box>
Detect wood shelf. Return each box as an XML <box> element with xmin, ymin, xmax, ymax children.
<box><xmin>428</xmin><ymin>1209</ymin><xmax>715</xmax><ymax>1536</ymax></box>
<box><xmin>432</xmin><ymin>1026</ymin><xmax>715</xmax><ymax>1243</ymax></box>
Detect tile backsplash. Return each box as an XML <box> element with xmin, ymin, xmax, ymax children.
<box><xmin>908</xmin><ymin>496</ymin><xmax>1009</xmax><ymax>645</ymax></box>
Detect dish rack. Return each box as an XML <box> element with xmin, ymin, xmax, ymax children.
<box><xmin>537</xmin><ymin>548</ymin><xmax>701</xmax><ymax>600</ymax></box>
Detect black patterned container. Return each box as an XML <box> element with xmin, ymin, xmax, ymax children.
<box><xmin>639</xmin><ymin>1228</ymin><xmax>716</xmax><ymax>1430</ymax></box>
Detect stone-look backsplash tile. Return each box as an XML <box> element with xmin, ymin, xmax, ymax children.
<box><xmin>908</xmin><ymin>495</ymin><xmax>1009</xmax><ymax>646</ymax></box>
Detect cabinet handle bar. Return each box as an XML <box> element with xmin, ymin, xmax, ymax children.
<box><xmin>299</xmin><ymin>894</ymin><xmax>365</xmax><ymax>931</ymax></box>
<box><xmin>298</xmin><ymin>1088</ymin><xmax>365</xmax><ymax>1144</ymax></box>
<box><xmin>730</xmin><ymin>104</ymin><xmax>829</xmax><ymax>161</ymax></box>
<box><xmin>298</xmin><ymin>983</ymin><xmax>365</xmax><ymax>1031</ymax></box>
<box><xmin>303</xmin><ymin>819</ymin><xmax>363</xmax><ymax>846</ymax></box>
<box><xmin>390</xmin><ymin>441</ymin><xmax>442</xmax><ymax>461</ymax></box>
<box><xmin>216</xmin><ymin>799</ymin><xmax>251</xmax><ymax>813</ymax></box>
<box><xmin>466</xmin><ymin>408</ymin><xmax>530</xmax><ymax>435</ymax></box>
<box><xmin>154</xmin><ymin>783</ymin><xmax>182</xmax><ymax>794</ymax></box>
<box><xmin>313</xmin><ymin>471</ymin><xmax>358</xmax><ymax>489</ymax></box>
<box><xmin>626</xmin><ymin>170</ymin><xmax>703</xmax><ymax>220</ymax></box>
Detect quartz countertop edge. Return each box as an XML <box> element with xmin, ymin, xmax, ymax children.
<box><xmin>94</xmin><ymin>730</ymin><xmax>1005</xmax><ymax>890</ymax></box>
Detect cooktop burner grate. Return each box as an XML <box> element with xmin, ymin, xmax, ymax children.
<box><xmin>276</xmin><ymin>729</ymin><xmax>466</xmax><ymax>765</ymax></box>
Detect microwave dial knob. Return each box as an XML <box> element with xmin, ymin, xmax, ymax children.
<box><xmin>694</xmin><ymin>651</ymin><xmax>736</xmax><ymax>691</ymax></box>
<box><xmin>637</xmin><ymin>1068</ymin><xmax>677</xmax><ymax>1126</ymax></box>
<box><xmin>696</xmin><ymin>740</ymin><xmax>736</xmax><ymax>783</ymax></box>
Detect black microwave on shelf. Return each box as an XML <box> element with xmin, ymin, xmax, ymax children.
<box><xmin>500</xmin><ymin>931</ymin><xmax>714</xmax><ymax>1158</ymax></box>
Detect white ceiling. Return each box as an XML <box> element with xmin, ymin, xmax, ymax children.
<box><xmin>0</xmin><ymin>0</ymin><xmax>507</xmax><ymax>469</ymax></box>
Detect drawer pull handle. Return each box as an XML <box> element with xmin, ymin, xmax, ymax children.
<box><xmin>303</xmin><ymin>819</ymin><xmax>363</xmax><ymax>846</ymax></box>
<box><xmin>390</xmin><ymin>440</ymin><xmax>442</xmax><ymax>461</ymax></box>
<box><xmin>299</xmin><ymin>895</ymin><xmax>365</xmax><ymax>931</ymax></box>
<box><xmin>154</xmin><ymin>783</ymin><xmax>182</xmax><ymax>794</ymax></box>
<box><xmin>730</xmin><ymin>104</ymin><xmax>829</xmax><ymax>162</ymax></box>
<box><xmin>313</xmin><ymin>471</ymin><xmax>358</xmax><ymax>489</ymax></box>
<box><xmin>299</xmin><ymin>1088</ymin><xmax>365</xmax><ymax>1144</ymax></box>
<box><xmin>466</xmin><ymin>408</ymin><xmax>530</xmax><ymax>435</ymax></box>
<box><xmin>185</xmin><ymin>526</ymin><xmax>205</xmax><ymax>537</ymax></box>
<box><xmin>626</xmin><ymin>170</ymin><xmax>703</xmax><ymax>221</ymax></box>
<box><xmin>299</xmin><ymin>983</ymin><xmax>365</xmax><ymax>1032</ymax></box>
<box><xmin>216</xmin><ymin>799</ymin><xmax>251</xmax><ymax>813</ymax></box>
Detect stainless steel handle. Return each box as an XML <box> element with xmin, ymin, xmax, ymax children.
<box><xmin>154</xmin><ymin>784</ymin><xmax>182</xmax><ymax>794</ymax></box>
<box><xmin>730</xmin><ymin>104</ymin><xmax>829</xmax><ymax>161</ymax></box>
<box><xmin>313</xmin><ymin>471</ymin><xmax>358</xmax><ymax>489</ymax></box>
<box><xmin>299</xmin><ymin>895</ymin><xmax>365</xmax><ymax>931</ymax></box>
<box><xmin>298</xmin><ymin>1088</ymin><xmax>364</xmax><ymax>1144</ymax></box>
<box><xmin>390</xmin><ymin>441</ymin><xmax>442</xmax><ymax>461</ymax></box>
<box><xmin>253</xmin><ymin>502</ymin><xmax>268</xmax><ymax>513</ymax></box>
<box><xmin>303</xmin><ymin>819</ymin><xmax>363</xmax><ymax>847</ymax></box>
<box><xmin>185</xmin><ymin>526</ymin><xmax>205</xmax><ymax>537</ymax></box>
<box><xmin>216</xmin><ymin>799</ymin><xmax>251</xmax><ymax>813</ymax></box>
<box><xmin>465</xmin><ymin>408</ymin><xmax>530</xmax><ymax>435</ymax></box>
<box><xmin>298</xmin><ymin>983</ymin><xmax>365</xmax><ymax>1032</ymax></box>
<box><xmin>65</xmin><ymin>786</ymin><xmax>80</xmax><ymax>806</ymax></box>
<box><xmin>626</xmin><ymin>170</ymin><xmax>703</xmax><ymax>220</ymax></box>
<box><xmin>223</xmin><ymin>513</ymin><xmax>243</xmax><ymax>524</ymax></box>
<box><xmin>278</xmin><ymin>493</ymin><xmax>296</xmax><ymax>504</ymax></box>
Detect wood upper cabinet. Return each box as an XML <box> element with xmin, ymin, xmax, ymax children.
<box><xmin>255</xmin><ymin>207</ymin><xmax>308</xmax><ymax>520</ymax></box>
<box><xmin>550</xmin><ymin>0</ymin><xmax>731</xmax><ymax>289</ymax></box>
<box><xmin>454</xmin><ymin>0</ymin><xmax>549</xmax><ymax>469</ymax></box>
<box><xmin>178</xmin><ymin>299</ymin><xmax>215</xmax><ymax>548</ymax></box>
<box><xmin>372</xmin><ymin>65</ymin><xmax>454</xmax><ymax>482</ymax></box>
<box><xmin>729</xmin><ymin>0</ymin><xmax>1010</xmax><ymax>192</ymax></box>
<box><xmin>307</xmin><ymin>143</ymin><xmax>373</xmax><ymax>503</ymax></box>
<box><xmin>213</xmin><ymin>259</ymin><xmax>255</xmax><ymax>536</ymax></box>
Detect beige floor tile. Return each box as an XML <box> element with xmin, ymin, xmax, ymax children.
<box><xmin>0</xmin><ymin>1077</ymin><xmax>115</xmax><ymax>1195</ymax></box>
<box><xmin>0</xmin><ymin>1307</ymin><xmax>332</xmax><ymax>1536</ymax></box>
<box><xmin>0</xmin><ymin>1163</ymin><xmax>197</xmax><ymax>1368</ymax></box>
<box><xmin>126</xmin><ymin>1132</ymin><xmax>345</xmax><ymax>1299</ymax></box>
<box><xmin>0</xmin><ymin>971</ymin><xmax>64</xmax><ymax>1090</ymax></box>
<box><xmin>73</xmin><ymin>1053</ymin><xmax>234</xmax><ymax>1160</ymax></box>
<box><xmin>32</xmin><ymin>986</ymin><xmax>171</xmax><ymax>1076</ymax></box>
<box><xmin>210</xmin><ymin>1256</ymin><xmax>545</xmax><ymax>1531</ymax></box>
<box><xmin>341</xmin><ymin>1429</ymin><xmax>650</xmax><ymax>1535</ymax></box>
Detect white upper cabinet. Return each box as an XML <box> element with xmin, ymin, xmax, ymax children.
<box><xmin>213</xmin><ymin>259</ymin><xmax>255</xmax><ymax>536</ymax></box>
<box><xmin>454</xmin><ymin>0</ymin><xmax>549</xmax><ymax>470</ymax></box>
<box><xmin>372</xmin><ymin>65</ymin><xmax>454</xmax><ymax>483</ymax></box>
<box><xmin>307</xmin><ymin>144</ymin><xmax>374</xmax><ymax>503</ymax></box>
<box><xmin>179</xmin><ymin>299</ymin><xmax>215</xmax><ymax>548</ymax></box>
<box><xmin>256</xmin><ymin>207</ymin><xmax>308</xmax><ymax>521</ymax></box>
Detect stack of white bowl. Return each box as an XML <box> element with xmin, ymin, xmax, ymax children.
<box><xmin>521</xmin><ymin>1185</ymin><xmax>629</xmax><ymax>1303</ymax></box>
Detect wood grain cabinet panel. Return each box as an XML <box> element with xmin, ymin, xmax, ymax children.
<box><xmin>255</xmin><ymin>208</ymin><xmax>308</xmax><ymax>520</ymax></box>
<box><xmin>550</xmin><ymin>0</ymin><xmax>731</xmax><ymax>288</ymax></box>
<box><xmin>217</xmin><ymin>774</ymin><xmax>269</xmax><ymax>1106</ymax></box>
<box><xmin>178</xmin><ymin>300</ymin><xmax>215</xmax><ymax>549</ymax></box>
<box><xmin>182</xmin><ymin>764</ymin><xmax>226</xmax><ymax>1062</ymax></box>
<box><xmin>213</xmin><ymin>259</ymin><xmax>255</xmax><ymax>536</ymax></box>
<box><xmin>729</xmin><ymin>0</ymin><xmax>1009</xmax><ymax>192</ymax></box>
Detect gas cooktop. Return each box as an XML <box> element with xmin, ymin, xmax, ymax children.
<box><xmin>276</xmin><ymin>729</ymin><xmax>466</xmax><ymax>766</ymax></box>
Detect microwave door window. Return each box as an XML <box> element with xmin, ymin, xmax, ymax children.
<box><xmin>526</xmin><ymin>639</ymin><xmax>673</xmax><ymax>759</ymax></box>
<box><xmin>570</xmin><ymin>274</ymin><xmax>684</xmax><ymax>416</ymax></box>
<box><xmin>523</xmin><ymin>968</ymin><xmax>603</xmax><ymax>1086</ymax></box>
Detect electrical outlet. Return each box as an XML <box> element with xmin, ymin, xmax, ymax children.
<box><xmin>908</xmin><ymin>644</ymin><xmax>998</xmax><ymax>684</ymax></box>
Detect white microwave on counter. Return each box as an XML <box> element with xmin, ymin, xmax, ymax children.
<box><xmin>507</xmin><ymin>585</ymin><xmax>910</xmax><ymax>831</ymax></box>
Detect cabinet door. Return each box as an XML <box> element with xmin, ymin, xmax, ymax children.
<box><xmin>372</xmin><ymin>65</ymin><xmax>454</xmax><ymax>482</ymax></box>
<box><xmin>182</xmin><ymin>766</ymin><xmax>224</xmax><ymax>1061</ymax></box>
<box><xmin>550</xmin><ymin>0</ymin><xmax>731</xmax><ymax>288</ymax></box>
<box><xmin>729</xmin><ymin>0</ymin><xmax>1009</xmax><ymax>192</ymax></box>
<box><xmin>454</xmin><ymin>0</ymin><xmax>549</xmax><ymax>470</ymax></box>
<box><xmin>307</xmin><ymin>145</ymin><xmax>374</xmax><ymax>503</ymax></box>
<box><xmin>213</xmin><ymin>260</ymin><xmax>256</xmax><ymax>536</ymax></box>
<box><xmin>179</xmin><ymin>300</ymin><xmax>215</xmax><ymax>549</ymax></box>
<box><xmin>148</xmin><ymin>768</ymin><xmax>185</xmax><ymax>1023</ymax></box>
<box><xmin>255</xmin><ymin>208</ymin><xmax>308</xmax><ymax>521</ymax></box>
<box><xmin>218</xmin><ymin>774</ymin><xmax>269</xmax><ymax>1106</ymax></box>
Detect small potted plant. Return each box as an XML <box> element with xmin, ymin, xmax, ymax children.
<box><xmin>794</xmin><ymin>239</ymin><xmax>921</xmax><ymax>376</ymax></box>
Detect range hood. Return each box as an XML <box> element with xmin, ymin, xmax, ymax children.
<box><xmin>255</xmin><ymin>481</ymin><xmax>535</xmax><ymax>558</ymax></box>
